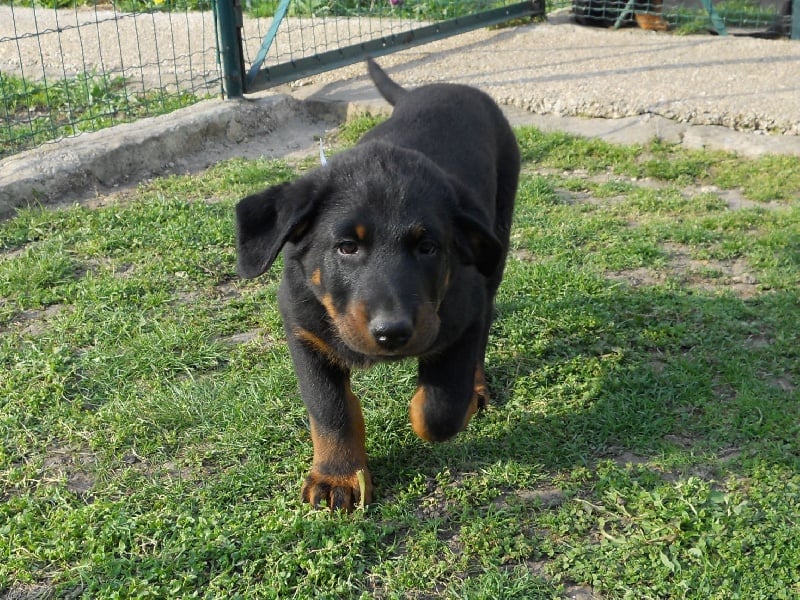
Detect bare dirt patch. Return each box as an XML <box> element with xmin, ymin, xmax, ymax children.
<box><xmin>492</xmin><ymin>485</ymin><xmax>567</xmax><ymax>511</ymax></box>
<box><xmin>2</xmin><ymin>304</ymin><xmax>72</xmax><ymax>336</ymax></box>
<box><xmin>2</xmin><ymin>584</ymin><xmax>59</xmax><ymax>600</ymax></box>
<box><xmin>219</xmin><ymin>329</ymin><xmax>275</xmax><ymax>347</ymax></box>
<box><xmin>770</xmin><ymin>376</ymin><xmax>796</xmax><ymax>392</ymax></box>
<box><xmin>42</xmin><ymin>444</ymin><xmax>98</xmax><ymax>497</ymax></box>
<box><xmin>699</xmin><ymin>186</ymin><xmax>786</xmax><ymax>212</ymax></box>
<box><xmin>606</xmin><ymin>242</ymin><xmax>762</xmax><ymax>298</ymax></box>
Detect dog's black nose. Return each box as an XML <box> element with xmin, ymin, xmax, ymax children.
<box><xmin>370</xmin><ymin>319</ymin><xmax>412</xmax><ymax>351</ymax></box>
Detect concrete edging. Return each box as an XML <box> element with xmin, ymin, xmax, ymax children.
<box><xmin>0</xmin><ymin>94</ymin><xmax>303</xmax><ymax>219</ymax></box>
<box><xmin>2</xmin><ymin>89</ymin><xmax>799</xmax><ymax>220</ymax></box>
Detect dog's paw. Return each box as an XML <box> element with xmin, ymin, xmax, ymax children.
<box><xmin>301</xmin><ymin>467</ymin><xmax>373</xmax><ymax>512</ymax></box>
<box><xmin>473</xmin><ymin>365</ymin><xmax>490</xmax><ymax>410</ymax></box>
<box><xmin>473</xmin><ymin>380</ymin><xmax>490</xmax><ymax>410</ymax></box>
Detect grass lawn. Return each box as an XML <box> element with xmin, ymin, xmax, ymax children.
<box><xmin>1</xmin><ymin>120</ymin><xmax>799</xmax><ymax>599</ymax></box>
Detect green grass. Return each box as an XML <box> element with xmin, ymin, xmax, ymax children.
<box><xmin>1</xmin><ymin>121</ymin><xmax>799</xmax><ymax>598</ymax></box>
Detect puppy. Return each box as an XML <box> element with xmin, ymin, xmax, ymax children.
<box><xmin>235</xmin><ymin>59</ymin><xmax>520</xmax><ymax>511</ymax></box>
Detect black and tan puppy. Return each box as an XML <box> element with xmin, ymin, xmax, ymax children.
<box><xmin>235</xmin><ymin>59</ymin><xmax>520</xmax><ymax>511</ymax></box>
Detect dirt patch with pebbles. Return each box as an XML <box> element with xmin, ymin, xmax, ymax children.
<box><xmin>605</xmin><ymin>241</ymin><xmax>763</xmax><ymax>298</ymax></box>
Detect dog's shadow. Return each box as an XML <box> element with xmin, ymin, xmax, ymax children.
<box><xmin>369</xmin><ymin>276</ymin><xmax>781</xmax><ymax>499</ymax></box>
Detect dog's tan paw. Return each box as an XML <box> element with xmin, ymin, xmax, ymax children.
<box><xmin>301</xmin><ymin>467</ymin><xmax>373</xmax><ymax>512</ymax></box>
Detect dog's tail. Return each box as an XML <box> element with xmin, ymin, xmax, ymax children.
<box><xmin>367</xmin><ymin>58</ymin><xmax>406</xmax><ymax>106</ymax></box>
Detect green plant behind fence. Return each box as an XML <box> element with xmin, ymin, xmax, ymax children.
<box><xmin>0</xmin><ymin>0</ymin><xmax>221</xmax><ymax>157</ymax></box>
<box><xmin>1</xmin><ymin>71</ymin><xmax>202</xmax><ymax>157</ymax></box>
<box><xmin>569</xmin><ymin>0</ymin><xmax>791</xmax><ymax>33</ymax></box>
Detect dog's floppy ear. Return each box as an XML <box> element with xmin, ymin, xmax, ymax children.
<box><xmin>235</xmin><ymin>177</ymin><xmax>323</xmax><ymax>279</ymax></box>
<box><xmin>447</xmin><ymin>176</ymin><xmax>503</xmax><ymax>277</ymax></box>
<box><xmin>454</xmin><ymin>210</ymin><xmax>503</xmax><ymax>278</ymax></box>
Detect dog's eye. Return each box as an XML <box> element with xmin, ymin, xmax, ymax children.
<box><xmin>337</xmin><ymin>240</ymin><xmax>360</xmax><ymax>255</ymax></box>
<box><xmin>416</xmin><ymin>240</ymin><xmax>439</xmax><ymax>256</ymax></box>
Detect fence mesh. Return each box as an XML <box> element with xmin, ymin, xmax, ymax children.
<box><xmin>239</xmin><ymin>0</ymin><xmax>541</xmax><ymax>90</ymax></box>
<box><xmin>1</xmin><ymin>0</ymin><xmax>795</xmax><ymax>159</ymax></box>
<box><xmin>571</xmin><ymin>0</ymin><xmax>792</xmax><ymax>33</ymax></box>
<box><xmin>1</xmin><ymin>1</ymin><xmax>222</xmax><ymax>158</ymax></box>
<box><xmin>240</xmin><ymin>0</ymin><xmax>519</xmax><ymax>69</ymax></box>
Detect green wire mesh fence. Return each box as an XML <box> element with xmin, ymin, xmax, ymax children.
<box><xmin>1</xmin><ymin>0</ymin><xmax>796</xmax><ymax>159</ymax></box>
<box><xmin>1</xmin><ymin>1</ymin><xmax>222</xmax><ymax>158</ymax></box>
<box><xmin>236</xmin><ymin>0</ymin><xmax>542</xmax><ymax>92</ymax></box>
<box><xmin>572</xmin><ymin>0</ymin><xmax>795</xmax><ymax>36</ymax></box>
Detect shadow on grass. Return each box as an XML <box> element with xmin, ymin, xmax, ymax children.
<box><xmin>369</xmin><ymin>276</ymin><xmax>798</xmax><ymax>498</ymax></box>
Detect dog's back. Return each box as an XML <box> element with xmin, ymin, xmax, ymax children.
<box><xmin>363</xmin><ymin>59</ymin><xmax>519</xmax><ymax>250</ymax></box>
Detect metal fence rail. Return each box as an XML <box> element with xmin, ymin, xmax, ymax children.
<box><xmin>233</xmin><ymin>0</ymin><xmax>544</xmax><ymax>94</ymax></box>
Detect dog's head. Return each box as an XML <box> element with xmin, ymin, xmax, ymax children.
<box><xmin>236</xmin><ymin>142</ymin><xmax>501</xmax><ymax>359</ymax></box>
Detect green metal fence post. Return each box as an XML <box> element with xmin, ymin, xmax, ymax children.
<box><xmin>792</xmin><ymin>0</ymin><xmax>799</xmax><ymax>39</ymax></box>
<box><xmin>214</xmin><ymin>0</ymin><xmax>245</xmax><ymax>97</ymax></box>
<box><xmin>700</xmin><ymin>0</ymin><xmax>728</xmax><ymax>35</ymax></box>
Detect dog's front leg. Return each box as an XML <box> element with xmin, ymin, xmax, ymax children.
<box><xmin>409</xmin><ymin>322</ymin><xmax>486</xmax><ymax>442</ymax></box>
<box><xmin>286</xmin><ymin>328</ymin><xmax>373</xmax><ymax>512</ymax></box>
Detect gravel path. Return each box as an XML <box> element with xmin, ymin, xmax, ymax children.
<box><xmin>2</xmin><ymin>7</ymin><xmax>799</xmax><ymax>134</ymax></box>
<box><xmin>294</xmin><ymin>15</ymin><xmax>800</xmax><ymax>135</ymax></box>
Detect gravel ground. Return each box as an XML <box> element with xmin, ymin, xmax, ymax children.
<box><xmin>2</xmin><ymin>7</ymin><xmax>799</xmax><ymax>134</ymax></box>
<box><xmin>293</xmin><ymin>14</ymin><xmax>800</xmax><ymax>135</ymax></box>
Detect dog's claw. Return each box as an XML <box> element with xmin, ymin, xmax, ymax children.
<box><xmin>302</xmin><ymin>467</ymin><xmax>373</xmax><ymax>512</ymax></box>
<box><xmin>475</xmin><ymin>387</ymin><xmax>490</xmax><ymax>410</ymax></box>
